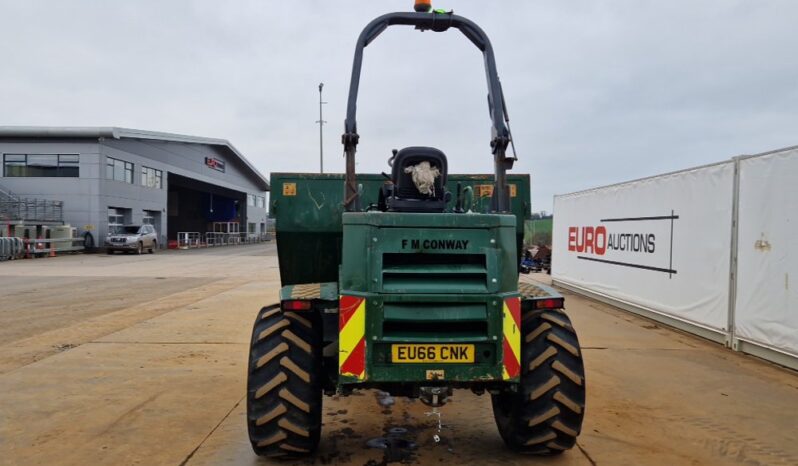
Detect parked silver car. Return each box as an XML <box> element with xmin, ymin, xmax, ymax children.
<box><xmin>105</xmin><ymin>224</ymin><xmax>158</xmax><ymax>254</ymax></box>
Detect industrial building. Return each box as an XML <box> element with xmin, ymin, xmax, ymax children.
<box><xmin>0</xmin><ymin>127</ymin><xmax>269</xmax><ymax>249</ymax></box>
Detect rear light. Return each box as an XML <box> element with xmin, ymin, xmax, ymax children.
<box><xmin>534</xmin><ymin>298</ymin><xmax>563</xmax><ymax>310</ymax></box>
<box><xmin>282</xmin><ymin>300</ymin><xmax>312</xmax><ymax>311</ymax></box>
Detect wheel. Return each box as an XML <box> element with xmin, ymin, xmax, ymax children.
<box><xmin>492</xmin><ymin>308</ymin><xmax>586</xmax><ymax>454</ymax></box>
<box><xmin>247</xmin><ymin>304</ymin><xmax>323</xmax><ymax>457</ymax></box>
<box><xmin>136</xmin><ymin>242</ymin><xmax>143</xmax><ymax>255</ymax></box>
<box><xmin>106</xmin><ymin>249</ymin><xmax>114</xmax><ymax>255</ymax></box>
<box><xmin>148</xmin><ymin>241</ymin><xmax>156</xmax><ymax>254</ymax></box>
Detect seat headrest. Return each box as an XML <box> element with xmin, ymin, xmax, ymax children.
<box><xmin>391</xmin><ymin>147</ymin><xmax>448</xmax><ymax>187</ymax></box>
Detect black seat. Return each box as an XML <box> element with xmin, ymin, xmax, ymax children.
<box><xmin>385</xmin><ymin>147</ymin><xmax>448</xmax><ymax>213</ymax></box>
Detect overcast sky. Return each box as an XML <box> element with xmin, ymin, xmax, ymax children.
<box><xmin>2</xmin><ymin>1</ymin><xmax>797</xmax><ymax>211</ymax></box>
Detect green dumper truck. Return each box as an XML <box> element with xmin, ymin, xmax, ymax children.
<box><xmin>246</xmin><ymin>6</ymin><xmax>586</xmax><ymax>458</ymax></box>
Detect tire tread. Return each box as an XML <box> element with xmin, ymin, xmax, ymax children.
<box><xmin>247</xmin><ymin>305</ymin><xmax>322</xmax><ymax>457</ymax></box>
<box><xmin>492</xmin><ymin>308</ymin><xmax>586</xmax><ymax>455</ymax></box>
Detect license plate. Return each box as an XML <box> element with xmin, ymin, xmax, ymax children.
<box><xmin>391</xmin><ymin>344</ymin><xmax>475</xmax><ymax>363</ymax></box>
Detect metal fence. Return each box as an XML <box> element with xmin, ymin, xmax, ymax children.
<box><xmin>0</xmin><ymin>237</ymin><xmax>25</xmax><ymax>261</ymax></box>
<box><xmin>176</xmin><ymin>232</ymin><xmax>270</xmax><ymax>249</ymax></box>
<box><xmin>0</xmin><ymin>199</ymin><xmax>64</xmax><ymax>223</ymax></box>
<box><xmin>0</xmin><ymin>236</ymin><xmax>84</xmax><ymax>261</ymax></box>
<box><xmin>177</xmin><ymin>232</ymin><xmax>202</xmax><ymax>249</ymax></box>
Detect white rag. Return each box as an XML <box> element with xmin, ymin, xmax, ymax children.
<box><xmin>404</xmin><ymin>161</ymin><xmax>440</xmax><ymax>196</ymax></box>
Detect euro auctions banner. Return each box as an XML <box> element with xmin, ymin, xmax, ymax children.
<box><xmin>553</xmin><ymin>162</ymin><xmax>735</xmax><ymax>332</ymax></box>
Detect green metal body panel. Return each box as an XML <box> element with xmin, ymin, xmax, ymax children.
<box><xmin>339</xmin><ymin>292</ymin><xmax>516</xmax><ymax>384</ymax></box>
<box><xmin>270</xmin><ymin>173</ymin><xmax>531</xmax><ymax>286</ymax></box>
<box><xmin>275</xmin><ymin>279</ymin><xmax>563</xmax><ymax>385</ymax></box>
<box><xmin>268</xmin><ymin>172</ymin><xmax>542</xmax><ymax>387</ymax></box>
<box><xmin>338</xmin><ymin>212</ymin><xmax>519</xmax><ymax>384</ymax></box>
<box><xmin>340</xmin><ymin>212</ymin><xmax>518</xmax><ymax>294</ymax></box>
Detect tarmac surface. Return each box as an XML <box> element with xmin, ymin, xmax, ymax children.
<box><xmin>1</xmin><ymin>243</ymin><xmax>797</xmax><ymax>466</ymax></box>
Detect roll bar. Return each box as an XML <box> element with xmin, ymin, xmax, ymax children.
<box><xmin>342</xmin><ymin>11</ymin><xmax>516</xmax><ymax>212</ymax></box>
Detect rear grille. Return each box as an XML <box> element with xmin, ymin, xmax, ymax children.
<box><xmin>382</xmin><ymin>253</ymin><xmax>487</xmax><ymax>293</ymax></box>
<box><xmin>381</xmin><ymin>302</ymin><xmax>489</xmax><ymax>340</ymax></box>
<box><xmin>383</xmin><ymin>320</ymin><xmax>487</xmax><ymax>339</ymax></box>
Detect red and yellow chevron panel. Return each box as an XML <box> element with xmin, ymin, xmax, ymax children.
<box><xmin>502</xmin><ymin>296</ymin><xmax>521</xmax><ymax>380</ymax></box>
<box><xmin>339</xmin><ymin>295</ymin><xmax>366</xmax><ymax>380</ymax></box>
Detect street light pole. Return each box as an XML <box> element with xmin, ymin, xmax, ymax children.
<box><xmin>316</xmin><ymin>83</ymin><xmax>327</xmax><ymax>173</ymax></box>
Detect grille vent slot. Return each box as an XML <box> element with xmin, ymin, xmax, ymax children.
<box><xmin>382</xmin><ymin>253</ymin><xmax>487</xmax><ymax>293</ymax></box>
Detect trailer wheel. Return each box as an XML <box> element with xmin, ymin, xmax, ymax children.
<box><xmin>247</xmin><ymin>304</ymin><xmax>322</xmax><ymax>457</ymax></box>
<box><xmin>492</xmin><ymin>309</ymin><xmax>586</xmax><ymax>454</ymax></box>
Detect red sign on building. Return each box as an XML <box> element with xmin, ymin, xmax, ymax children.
<box><xmin>205</xmin><ymin>157</ymin><xmax>225</xmax><ymax>172</ymax></box>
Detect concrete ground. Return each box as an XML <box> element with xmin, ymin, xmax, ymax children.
<box><xmin>1</xmin><ymin>243</ymin><xmax>797</xmax><ymax>466</ymax></box>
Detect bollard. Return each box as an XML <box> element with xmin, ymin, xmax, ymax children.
<box><xmin>49</xmin><ymin>243</ymin><xmax>56</xmax><ymax>258</ymax></box>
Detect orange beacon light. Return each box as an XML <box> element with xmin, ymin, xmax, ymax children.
<box><xmin>414</xmin><ymin>0</ymin><xmax>432</xmax><ymax>13</ymax></box>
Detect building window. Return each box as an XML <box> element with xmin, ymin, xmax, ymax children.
<box><xmin>247</xmin><ymin>194</ymin><xmax>256</xmax><ymax>207</ymax></box>
<box><xmin>107</xmin><ymin>207</ymin><xmax>127</xmax><ymax>235</ymax></box>
<box><xmin>3</xmin><ymin>154</ymin><xmax>25</xmax><ymax>176</ymax></box>
<box><xmin>58</xmin><ymin>154</ymin><xmax>79</xmax><ymax>177</ymax></box>
<box><xmin>106</xmin><ymin>157</ymin><xmax>133</xmax><ymax>184</ymax></box>
<box><xmin>3</xmin><ymin>154</ymin><xmax>80</xmax><ymax>177</ymax></box>
<box><xmin>141</xmin><ymin>166</ymin><xmax>163</xmax><ymax>189</ymax></box>
<box><xmin>248</xmin><ymin>222</ymin><xmax>256</xmax><ymax>234</ymax></box>
<box><xmin>257</xmin><ymin>196</ymin><xmax>265</xmax><ymax>209</ymax></box>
